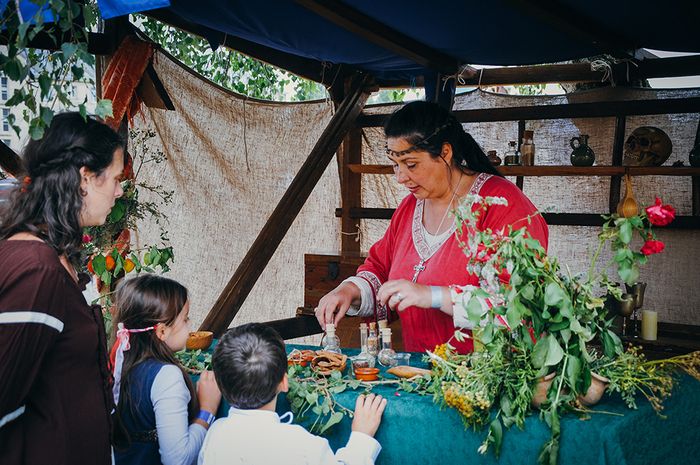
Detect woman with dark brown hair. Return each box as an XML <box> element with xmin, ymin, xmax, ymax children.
<box><xmin>0</xmin><ymin>112</ymin><xmax>125</xmax><ymax>465</ymax></box>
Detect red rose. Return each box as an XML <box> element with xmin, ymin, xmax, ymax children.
<box><xmin>645</xmin><ymin>197</ymin><xmax>675</xmax><ymax>226</ymax></box>
<box><xmin>498</xmin><ymin>268</ymin><xmax>511</xmax><ymax>285</ymax></box>
<box><xmin>641</xmin><ymin>239</ymin><xmax>665</xmax><ymax>256</ymax></box>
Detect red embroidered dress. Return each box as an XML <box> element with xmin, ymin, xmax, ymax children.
<box><xmin>356</xmin><ymin>173</ymin><xmax>548</xmax><ymax>353</ymax></box>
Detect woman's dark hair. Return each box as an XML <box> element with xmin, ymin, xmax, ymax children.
<box><xmin>112</xmin><ymin>274</ymin><xmax>196</xmax><ymax>448</ymax></box>
<box><xmin>212</xmin><ymin>323</ymin><xmax>287</xmax><ymax>409</ymax></box>
<box><xmin>384</xmin><ymin>100</ymin><xmax>502</xmax><ymax>177</ymax></box>
<box><xmin>0</xmin><ymin>112</ymin><xmax>123</xmax><ymax>266</ymax></box>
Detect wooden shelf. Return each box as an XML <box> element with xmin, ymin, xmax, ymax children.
<box><xmin>348</xmin><ymin>164</ymin><xmax>700</xmax><ymax>176</ymax></box>
<box><xmin>357</xmin><ymin>96</ymin><xmax>700</xmax><ymax>127</ymax></box>
<box><xmin>334</xmin><ymin>208</ymin><xmax>700</xmax><ymax>229</ymax></box>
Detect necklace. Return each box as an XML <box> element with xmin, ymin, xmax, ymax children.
<box><xmin>426</xmin><ymin>172</ymin><xmax>464</xmax><ymax>236</ymax></box>
<box><xmin>412</xmin><ymin>173</ymin><xmax>464</xmax><ymax>283</ymax></box>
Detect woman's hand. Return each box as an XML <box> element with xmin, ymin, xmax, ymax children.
<box><xmin>196</xmin><ymin>370</ymin><xmax>222</xmax><ymax>414</ymax></box>
<box><xmin>314</xmin><ymin>282</ymin><xmax>361</xmax><ymax>330</ymax></box>
<box><xmin>377</xmin><ymin>279</ymin><xmax>432</xmax><ymax>312</ymax></box>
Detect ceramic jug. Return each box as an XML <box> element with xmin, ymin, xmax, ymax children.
<box><xmin>570</xmin><ymin>134</ymin><xmax>595</xmax><ymax>166</ymax></box>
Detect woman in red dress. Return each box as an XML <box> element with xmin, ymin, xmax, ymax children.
<box><xmin>315</xmin><ymin>101</ymin><xmax>548</xmax><ymax>353</ymax></box>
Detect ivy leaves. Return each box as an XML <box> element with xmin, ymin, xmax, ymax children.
<box><xmin>1</xmin><ymin>1</ymin><xmax>113</xmax><ymax>140</ymax></box>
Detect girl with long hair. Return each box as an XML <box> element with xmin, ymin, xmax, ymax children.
<box><xmin>112</xmin><ymin>274</ymin><xmax>221</xmax><ymax>465</ymax></box>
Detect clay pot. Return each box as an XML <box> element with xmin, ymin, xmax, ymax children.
<box><xmin>186</xmin><ymin>331</ymin><xmax>213</xmax><ymax>350</ymax></box>
<box><xmin>578</xmin><ymin>372</ymin><xmax>610</xmax><ymax>406</ymax></box>
<box><xmin>354</xmin><ymin>367</ymin><xmax>379</xmax><ymax>381</ymax></box>
<box><xmin>531</xmin><ymin>372</ymin><xmax>556</xmax><ymax>409</ymax></box>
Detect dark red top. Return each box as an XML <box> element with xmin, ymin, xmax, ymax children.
<box><xmin>0</xmin><ymin>240</ymin><xmax>113</xmax><ymax>465</ymax></box>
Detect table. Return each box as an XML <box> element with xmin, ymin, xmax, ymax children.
<box><xmin>195</xmin><ymin>344</ymin><xmax>700</xmax><ymax>465</ymax></box>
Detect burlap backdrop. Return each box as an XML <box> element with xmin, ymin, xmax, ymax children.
<box><xmin>131</xmin><ymin>51</ymin><xmax>339</xmax><ymax>336</ymax></box>
<box><xmin>133</xmin><ymin>50</ymin><xmax>699</xmax><ymax>330</ymax></box>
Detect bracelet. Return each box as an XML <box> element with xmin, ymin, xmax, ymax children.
<box><xmin>430</xmin><ymin>286</ymin><xmax>443</xmax><ymax>309</ymax></box>
<box><xmin>197</xmin><ymin>409</ymin><xmax>215</xmax><ymax>427</ymax></box>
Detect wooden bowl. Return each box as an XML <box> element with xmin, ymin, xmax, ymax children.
<box><xmin>186</xmin><ymin>331</ymin><xmax>213</xmax><ymax>351</ymax></box>
<box><xmin>354</xmin><ymin>367</ymin><xmax>379</xmax><ymax>381</ymax></box>
<box><xmin>287</xmin><ymin>349</ymin><xmax>316</xmax><ymax>367</ymax></box>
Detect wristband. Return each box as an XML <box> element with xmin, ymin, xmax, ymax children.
<box><xmin>197</xmin><ymin>409</ymin><xmax>215</xmax><ymax>427</ymax></box>
<box><xmin>430</xmin><ymin>286</ymin><xmax>443</xmax><ymax>309</ymax></box>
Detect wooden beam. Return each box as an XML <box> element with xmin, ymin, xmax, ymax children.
<box><xmin>507</xmin><ymin>0</ymin><xmax>635</xmax><ymax>59</ymax></box>
<box><xmin>340</xmin><ymin>127</ymin><xmax>363</xmax><ymax>254</ymax></box>
<box><xmin>200</xmin><ymin>73</ymin><xmax>374</xmax><ymax>336</ymax></box>
<box><xmin>609</xmin><ymin>116</ymin><xmax>626</xmax><ymax>213</ymax></box>
<box><xmin>296</xmin><ymin>0</ymin><xmax>464</xmax><ymax>76</ymax></box>
<box><xmin>334</xmin><ymin>208</ymin><xmax>700</xmax><ymax>229</ymax></box>
<box><xmin>693</xmin><ymin>119</ymin><xmax>700</xmax><ymax>216</ymax></box>
<box><xmin>0</xmin><ymin>30</ymin><xmax>114</xmax><ymax>55</ymax></box>
<box><xmin>0</xmin><ymin>141</ymin><xmax>23</xmax><ymax>177</ymax></box>
<box><xmin>348</xmin><ymin>164</ymin><xmax>700</xmax><ymax>177</ymax></box>
<box><xmin>263</xmin><ymin>315</ymin><xmax>322</xmax><ymax>340</ymax></box>
<box><xmin>137</xmin><ymin>62</ymin><xmax>175</xmax><ymax>110</ymax></box>
<box><xmin>144</xmin><ymin>8</ymin><xmax>348</xmax><ymax>86</ymax></box>
<box><xmin>358</xmin><ymin>96</ymin><xmax>700</xmax><ymax>127</ymax></box>
<box><xmin>457</xmin><ymin>57</ymin><xmax>700</xmax><ymax>87</ymax></box>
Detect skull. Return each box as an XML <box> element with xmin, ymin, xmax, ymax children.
<box><xmin>623</xmin><ymin>126</ymin><xmax>672</xmax><ymax>167</ymax></box>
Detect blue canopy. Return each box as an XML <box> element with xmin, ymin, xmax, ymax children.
<box><xmin>8</xmin><ymin>0</ymin><xmax>700</xmax><ymax>86</ymax></box>
<box><xmin>95</xmin><ymin>0</ymin><xmax>700</xmax><ymax>82</ymax></box>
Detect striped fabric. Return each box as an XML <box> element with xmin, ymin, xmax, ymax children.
<box><xmin>0</xmin><ymin>311</ymin><xmax>64</xmax><ymax>332</ymax></box>
<box><xmin>0</xmin><ymin>405</ymin><xmax>25</xmax><ymax>428</ymax></box>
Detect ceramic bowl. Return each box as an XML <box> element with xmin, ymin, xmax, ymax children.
<box><xmin>354</xmin><ymin>367</ymin><xmax>380</xmax><ymax>381</ymax></box>
<box><xmin>186</xmin><ymin>331</ymin><xmax>213</xmax><ymax>350</ymax></box>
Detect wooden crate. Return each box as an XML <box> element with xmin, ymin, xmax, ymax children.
<box><xmin>303</xmin><ymin>253</ymin><xmax>403</xmax><ymax>350</ymax></box>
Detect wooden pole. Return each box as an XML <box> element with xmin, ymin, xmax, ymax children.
<box><xmin>0</xmin><ymin>141</ymin><xmax>23</xmax><ymax>177</ymax></box>
<box><xmin>200</xmin><ymin>73</ymin><xmax>374</xmax><ymax>336</ymax></box>
<box><xmin>339</xmin><ymin>127</ymin><xmax>363</xmax><ymax>255</ymax></box>
<box><xmin>609</xmin><ymin>116</ymin><xmax>626</xmax><ymax>213</ymax></box>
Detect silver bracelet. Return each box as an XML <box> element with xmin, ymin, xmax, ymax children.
<box><xmin>430</xmin><ymin>286</ymin><xmax>443</xmax><ymax>309</ymax></box>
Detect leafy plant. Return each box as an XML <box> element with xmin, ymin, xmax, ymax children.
<box><xmin>175</xmin><ymin>349</ymin><xmax>212</xmax><ymax>374</ymax></box>
<box><xmin>132</xmin><ymin>16</ymin><xmax>327</xmax><ymax>102</ymax></box>
<box><xmin>0</xmin><ymin>0</ymin><xmax>113</xmax><ymax>139</ymax></box>
<box><xmin>441</xmin><ymin>194</ymin><xmax>679</xmax><ymax>464</ymax></box>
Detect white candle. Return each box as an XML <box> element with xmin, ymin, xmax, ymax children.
<box><xmin>641</xmin><ymin>310</ymin><xmax>658</xmax><ymax>341</ymax></box>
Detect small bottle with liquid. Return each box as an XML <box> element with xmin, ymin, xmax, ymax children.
<box><xmin>322</xmin><ymin>323</ymin><xmax>342</xmax><ymax>354</ymax></box>
<box><xmin>353</xmin><ymin>323</ymin><xmax>375</xmax><ymax>368</ymax></box>
<box><xmin>520</xmin><ymin>130</ymin><xmax>535</xmax><ymax>166</ymax></box>
<box><xmin>504</xmin><ymin>140</ymin><xmax>521</xmax><ymax>166</ymax></box>
<box><xmin>367</xmin><ymin>322</ymin><xmax>379</xmax><ymax>357</ymax></box>
<box><xmin>377</xmin><ymin>328</ymin><xmax>397</xmax><ymax>367</ymax></box>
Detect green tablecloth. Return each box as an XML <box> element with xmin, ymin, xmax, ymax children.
<box><xmin>195</xmin><ymin>343</ymin><xmax>700</xmax><ymax>465</ymax></box>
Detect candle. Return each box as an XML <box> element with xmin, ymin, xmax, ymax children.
<box><xmin>641</xmin><ymin>310</ymin><xmax>658</xmax><ymax>341</ymax></box>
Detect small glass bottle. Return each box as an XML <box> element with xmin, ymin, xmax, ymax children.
<box><xmin>322</xmin><ymin>323</ymin><xmax>342</xmax><ymax>354</ymax></box>
<box><xmin>504</xmin><ymin>140</ymin><xmax>521</xmax><ymax>166</ymax></box>
<box><xmin>367</xmin><ymin>322</ymin><xmax>379</xmax><ymax>357</ymax></box>
<box><xmin>353</xmin><ymin>323</ymin><xmax>375</xmax><ymax>368</ymax></box>
<box><xmin>520</xmin><ymin>130</ymin><xmax>535</xmax><ymax>166</ymax></box>
<box><xmin>377</xmin><ymin>328</ymin><xmax>397</xmax><ymax>367</ymax></box>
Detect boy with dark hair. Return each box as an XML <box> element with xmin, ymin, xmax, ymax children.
<box><xmin>199</xmin><ymin>323</ymin><xmax>386</xmax><ymax>465</ymax></box>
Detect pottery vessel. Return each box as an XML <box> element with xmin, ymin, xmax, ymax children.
<box><xmin>531</xmin><ymin>372</ymin><xmax>556</xmax><ymax>409</ymax></box>
<box><xmin>570</xmin><ymin>135</ymin><xmax>595</xmax><ymax>166</ymax></box>
<box><xmin>578</xmin><ymin>372</ymin><xmax>610</xmax><ymax>406</ymax></box>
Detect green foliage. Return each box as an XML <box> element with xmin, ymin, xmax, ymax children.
<box><xmin>0</xmin><ymin>1</ymin><xmax>112</xmax><ymax>139</ymax></box>
<box><xmin>175</xmin><ymin>349</ymin><xmax>212</xmax><ymax>373</ymax></box>
<box><xmin>133</xmin><ymin>16</ymin><xmax>327</xmax><ymax>101</ymax></box>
